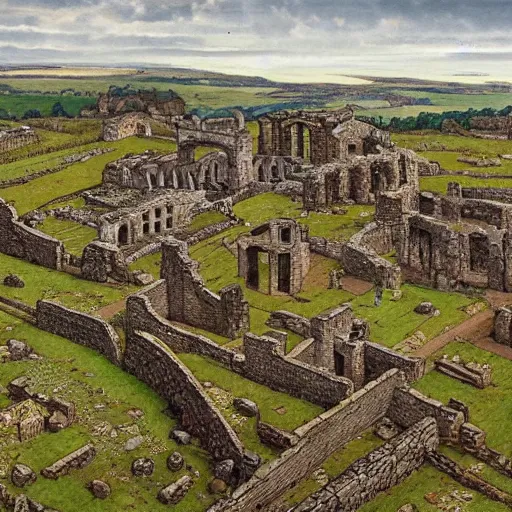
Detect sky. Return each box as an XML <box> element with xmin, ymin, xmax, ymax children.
<box><xmin>0</xmin><ymin>0</ymin><xmax>511</xmax><ymax>84</ymax></box>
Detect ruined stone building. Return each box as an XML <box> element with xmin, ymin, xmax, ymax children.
<box><xmin>102</xmin><ymin>112</ymin><xmax>152</xmax><ymax>141</ymax></box>
<box><xmin>237</xmin><ymin>219</ymin><xmax>310</xmax><ymax>295</ymax></box>
<box><xmin>0</xmin><ymin>126</ymin><xmax>39</xmax><ymax>152</ymax></box>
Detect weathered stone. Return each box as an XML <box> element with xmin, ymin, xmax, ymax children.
<box><xmin>41</xmin><ymin>444</ymin><xmax>96</xmax><ymax>479</ymax></box>
<box><xmin>132</xmin><ymin>271</ymin><xmax>155</xmax><ymax>286</ymax></box>
<box><xmin>167</xmin><ymin>452</ymin><xmax>185</xmax><ymax>472</ymax></box>
<box><xmin>131</xmin><ymin>458</ymin><xmax>155</xmax><ymax>477</ymax></box>
<box><xmin>214</xmin><ymin>459</ymin><xmax>234</xmax><ymax>482</ymax></box>
<box><xmin>157</xmin><ymin>476</ymin><xmax>193</xmax><ymax>505</ymax></box>
<box><xmin>397</xmin><ymin>505</ymin><xmax>417</xmax><ymax>512</ymax></box>
<box><xmin>414</xmin><ymin>302</ymin><xmax>437</xmax><ymax>315</ymax></box>
<box><xmin>209</xmin><ymin>478</ymin><xmax>227</xmax><ymax>494</ymax></box>
<box><xmin>13</xmin><ymin>494</ymin><xmax>30</xmax><ymax>512</ymax></box>
<box><xmin>124</xmin><ymin>436</ymin><xmax>144</xmax><ymax>451</ymax></box>
<box><xmin>7</xmin><ymin>339</ymin><xmax>32</xmax><ymax>361</ymax></box>
<box><xmin>233</xmin><ymin>398</ymin><xmax>259</xmax><ymax>418</ymax></box>
<box><xmin>3</xmin><ymin>274</ymin><xmax>25</xmax><ymax>288</ymax></box>
<box><xmin>171</xmin><ymin>430</ymin><xmax>191</xmax><ymax>445</ymax></box>
<box><xmin>88</xmin><ymin>480</ymin><xmax>111</xmax><ymax>499</ymax></box>
<box><xmin>11</xmin><ymin>464</ymin><xmax>36</xmax><ymax>488</ymax></box>
<box><xmin>48</xmin><ymin>410</ymin><xmax>68</xmax><ymax>432</ymax></box>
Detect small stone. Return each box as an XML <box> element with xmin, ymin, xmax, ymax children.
<box><xmin>126</xmin><ymin>408</ymin><xmax>144</xmax><ymax>420</ymax></box>
<box><xmin>3</xmin><ymin>274</ymin><xmax>25</xmax><ymax>288</ymax></box>
<box><xmin>48</xmin><ymin>410</ymin><xmax>69</xmax><ymax>432</ymax></box>
<box><xmin>397</xmin><ymin>505</ymin><xmax>418</xmax><ymax>512</ymax></box>
<box><xmin>414</xmin><ymin>302</ymin><xmax>437</xmax><ymax>315</ymax></box>
<box><xmin>7</xmin><ymin>339</ymin><xmax>31</xmax><ymax>361</ymax></box>
<box><xmin>202</xmin><ymin>382</ymin><xmax>213</xmax><ymax>389</ymax></box>
<box><xmin>132</xmin><ymin>271</ymin><xmax>155</xmax><ymax>286</ymax></box>
<box><xmin>209</xmin><ymin>478</ymin><xmax>227</xmax><ymax>494</ymax></box>
<box><xmin>11</xmin><ymin>464</ymin><xmax>36</xmax><ymax>487</ymax></box>
<box><xmin>131</xmin><ymin>458</ymin><xmax>154</xmax><ymax>477</ymax></box>
<box><xmin>124</xmin><ymin>435</ymin><xmax>143</xmax><ymax>451</ymax></box>
<box><xmin>233</xmin><ymin>398</ymin><xmax>259</xmax><ymax>417</ymax></box>
<box><xmin>88</xmin><ymin>480</ymin><xmax>111</xmax><ymax>499</ymax></box>
<box><xmin>158</xmin><ymin>476</ymin><xmax>193</xmax><ymax>505</ymax></box>
<box><xmin>171</xmin><ymin>430</ymin><xmax>191</xmax><ymax>445</ymax></box>
<box><xmin>167</xmin><ymin>451</ymin><xmax>184</xmax><ymax>471</ymax></box>
<box><xmin>84</xmin><ymin>373</ymin><xmax>95</xmax><ymax>378</ymax></box>
<box><xmin>214</xmin><ymin>459</ymin><xmax>234</xmax><ymax>482</ymax></box>
<box><xmin>13</xmin><ymin>494</ymin><xmax>30</xmax><ymax>512</ymax></box>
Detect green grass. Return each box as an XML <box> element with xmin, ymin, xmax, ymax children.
<box><xmin>187</xmin><ymin>211</ymin><xmax>228</xmax><ymax>233</ymax></box>
<box><xmin>0</xmin><ymin>94</ymin><xmax>96</xmax><ymax>118</ymax></box>
<box><xmin>415</xmin><ymin>340</ymin><xmax>512</xmax><ymax>456</ymax></box>
<box><xmin>0</xmin><ymin>137</ymin><xmax>175</xmax><ymax>214</ymax></box>
<box><xmin>38</xmin><ymin>217</ymin><xmax>98</xmax><ymax>257</ymax></box>
<box><xmin>0</xmin><ymin>310</ymin><xmax>215</xmax><ymax>512</ymax></box>
<box><xmin>178</xmin><ymin>353</ymin><xmax>323</xmax><ymax>460</ymax></box>
<box><xmin>0</xmin><ymin>252</ymin><xmax>136</xmax><ymax>312</ymax></box>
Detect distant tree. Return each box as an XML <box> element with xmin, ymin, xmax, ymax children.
<box><xmin>22</xmin><ymin>109</ymin><xmax>42</xmax><ymax>119</ymax></box>
<box><xmin>0</xmin><ymin>108</ymin><xmax>10</xmax><ymax>120</ymax></box>
<box><xmin>51</xmin><ymin>102</ymin><xmax>70</xmax><ymax>118</ymax></box>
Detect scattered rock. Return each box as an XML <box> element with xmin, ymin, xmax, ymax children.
<box><xmin>13</xmin><ymin>494</ymin><xmax>30</xmax><ymax>512</ymax></box>
<box><xmin>374</xmin><ymin>417</ymin><xmax>401</xmax><ymax>441</ymax></box>
<box><xmin>131</xmin><ymin>271</ymin><xmax>155</xmax><ymax>286</ymax></box>
<box><xmin>88</xmin><ymin>480</ymin><xmax>111</xmax><ymax>499</ymax></box>
<box><xmin>397</xmin><ymin>505</ymin><xmax>418</xmax><ymax>512</ymax></box>
<box><xmin>3</xmin><ymin>274</ymin><xmax>25</xmax><ymax>288</ymax></box>
<box><xmin>131</xmin><ymin>458</ymin><xmax>154</xmax><ymax>477</ymax></box>
<box><xmin>126</xmin><ymin>408</ymin><xmax>144</xmax><ymax>420</ymax></box>
<box><xmin>171</xmin><ymin>430</ymin><xmax>191</xmax><ymax>445</ymax></box>
<box><xmin>11</xmin><ymin>464</ymin><xmax>36</xmax><ymax>488</ymax></box>
<box><xmin>124</xmin><ymin>435</ymin><xmax>143</xmax><ymax>451</ymax></box>
<box><xmin>311</xmin><ymin>468</ymin><xmax>329</xmax><ymax>486</ymax></box>
<box><xmin>158</xmin><ymin>476</ymin><xmax>194</xmax><ymax>505</ymax></box>
<box><xmin>391</xmin><ymin>290</ymin><xmax>403</xmax><ymax>301</ymax></box>
<box><xmin>414</xmin><ymin>302</ymin><xmax>438</xmax><ymax>315</ymax></box>
<box><xmin>233</xmin><ymin>398</ymin><xmax>259</xmax><ymax>418</ymax></box>
<box><xmin>7</xmin><ymin>339</ymin><xmax>32</xmax><ymax>361</ymax></box>
<box><xmin>209</xmin><ymin>478</ymin><xmax>227</xmax><ymax>494</ymax></box>
<box><xmin>48</xmin><ymin>410</ymin><xmax>68</xmax><ymax>432</ymax></box>
<box><xmin>214</xmin><ymin>459</ymin><xmax>234</xmax><ymax>482</ymax></box>
<box><xmin>167</xmin><ymin>451</ymin><xmax>184</xmax><ymax>472</ymax></box>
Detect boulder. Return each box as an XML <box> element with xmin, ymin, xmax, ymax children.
<box><xmin>131</xmin><ymin>458</ymin><xmax>155</xmax><ymax>477</ymax></box>
<box><xmin>131</xmin><ymin>271</ymin><xmax>155</xmax><ymax>286</ymax></box>
<box><xmin>13</xmin><ymin>494</ymin><xmax>30</xmax><ymax>512</ymax></box>
<box><xmin>11</xmin><ymin>464</ymin><xmax>36</xmax><ymax>488</ymax></box>
<box><xmin>397</xmin><ymin>505</ymin><xmax>418</xmax><ymax>512</ymax></box>
<box><xmin>209</xmin><ymin>478</ymin><xmax>227</xmax><ymax>494</ymax></box>
<box><xmin>48</xmin><ymin>410</ymin><xmax>68</xmax><ymax>432</ymax></box>
<box><xmin>124</xmin><ymin>435</ymin><xmax>143</xmax><ymax>451</ymax></box>
<box><xmin>7</xmin><ymin>339</ymin><xmax>32</xmax><ymax>361</ymax></box>
<box><xmin>214</xmin><ymin>459</ymin><xmax>234</xmax><ymax>482</ymax></box>
<box><xmin>233</xmin><ymin>398</ymin><xmax>259</xmax><ymax>418</ymax></box>
<box><xmin>167</xmin><ymin>451</ymin><xmax>184</xmax><ymax>472</ymax></box>
<box><xmin>171</xmin><ymin>430</ymin><xmax>191</xmax><ymax>445</ymax></box>
<box><xmin>414</xmin><ymin>302</ymin><xmax>437</xmax><ymax>315</ymax></box>
<box><xmin>3</xmin><ymin>274</ymin><xmax>25</xmax><ymax>288</ymax></box>
<box><xmin>158</xmin><ymin>476</ymin><xmax>193</xmax><ymax>505</ymax></box>
<box><xmin>88</xmin><ymin>480</ymin><xmax>111</xmax><ymax>499</ymax></box>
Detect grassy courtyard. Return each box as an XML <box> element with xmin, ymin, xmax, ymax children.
<box><xmin>0</xmin><ymin>311</ymin><xmax>216</xmax><ymax>512</ymax></box>
<box><xmin>38</xmin><ymin>217</ymin><xmax>98</xmax><ymax>257</ymax></box>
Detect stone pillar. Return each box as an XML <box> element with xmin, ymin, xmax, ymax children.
<box><xmin>335</xmin><ymin>339</ymin><xmax>366</xmax><ymax>390</ymax></box>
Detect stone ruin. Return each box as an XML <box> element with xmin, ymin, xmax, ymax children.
<box><xmin>434</xmin><ymin>356</ymin><xmax>492</xmax><ymax>389</ymax></box>
<box><xmin>0</xmin><ymin>126</ymin><xmax>39</xmax><ymax>152</ymax></box>
<box><xmin>237</xmin><ymin>219</ymin><xmax>310</xmax><ymax>295</ymax></box>
<box><xmin>102</xmin><ymin>112</ymin><xmax>152</xmax><ymax>141</ymax></box>
<box><xmin>493</xmin><ymin>306</ymin><xmax>512</xmax><ymax>347</ymax></box>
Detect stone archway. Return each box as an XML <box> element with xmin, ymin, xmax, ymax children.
<box><xmin>118</xmin><ymin>224</ymin><xmax>129</xmax><ymax>245</ymax></box>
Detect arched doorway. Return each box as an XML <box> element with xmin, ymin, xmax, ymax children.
<box><xmin>118</xmin><ymin>224</ymin><xmax>129</xmax><ymax>245</ymax></box>
<box><xmin>136</xmin><ymin>123</ymin><xmax>147</xmax><ymax>136</ymax></box>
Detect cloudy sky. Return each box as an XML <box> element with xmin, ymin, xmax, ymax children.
<box><xmin>0</xmin><ymin>0</ymin><xmax>511</xmax><ymax>83</ymax></box>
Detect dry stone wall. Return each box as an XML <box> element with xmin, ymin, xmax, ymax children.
<box><xmin>293</xmin><ymin>417</ymin><xmax>439</xmax><ymax>512</ymax></box>
<box><xmin>36</xmin><ymin>300</ymin><xmax>122</xmax><ymax>366</ymax></box>
<box><xmin>207</xmin><ymin>369</ymin><xmax>405</xmax><ymax>512</ymax></box>
<box><xmin>124</xmin><ymin>330</ymin><xmax>245</xmax><ymax>464</ymax></box>
<box><xmin>0</xmin><ymin>198</ymin><xmax>63</xmax><ymax>270</ymax></box>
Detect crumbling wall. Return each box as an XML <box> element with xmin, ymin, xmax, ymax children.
<box><xmin>267</xmin><ymin>310</ymin><xmax>311</xmax><ymax>338</ymax></box>
<box><xmin>0</xmin><ymin>198</ymin><xmax>63</xmax><ymax>269</ymax></box>
<box><xmin>458</xmin><ymin>186</ymin><xmax>512</xmax><ymax>204</ymax></box>
<box><xmin>207</xmin><ymin>369</ymin><xmax>405</xmax><ymax>512</ymax></box>
<box><xmin>493</xmin><ymin>306</ymin><xmax>512</xmax><ymax>347</ymax></box>
<box><xmin>81</xmin><ymin>241</ymin><xmax>129</xmax><ymax>283</ymax></box>
<box><xmin>0</xmin><ymin>126</ymin><xmax>39</xmax><ymax>152</ymax></box>
<box><xmin>102</xmin><ymin>112</ymin><xmax>152</xmax><ymax>141</ymax></box>
<box><xmin>242</xmin><ymin>332</ymin><xmax>353</xmax><ymax>409</ymax></box>
<box><xmin>162</xmin><ymin>238</ymin><xmax>249</xmax><ymax>339</ymax></box>
<box><xmin>124</xmin><ymin>330</ymin><xmax>245</xmax><ymax>464</ymax></box>
<box><xmin>36</xmin><ymin>300</ymin><xmax>122</xmax><ymax>365</ymax></box>
<box><xmin>294</xmin><ymin>417</ymin><xmax>439</xmax><ymax>512</ymax></box>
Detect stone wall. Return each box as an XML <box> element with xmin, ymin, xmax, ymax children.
<box><xmin>493</xmin><ymin>306</ymin><xmax>512</xmax><ymax>347</ymax></box>
<box><xmin>267</xmin><ymin>310</ymin><xmax>311</xmax><ymax>338</ymax></box>
<box><xmin>102</xmin><ymin>112</ymin><xmax>152</xmax><ymax>141</ymax></box>
<box><xmin>387</xmin><ymin>386</ymin><xmax>465</xmax><ymax>442</ymax></box>
<box><xmin>124</xmin><ymin>330</ymin><xmax>245</xmax><ymax>464</ymax></box>
<box><xmin>207</xmin><ymin>369</ymin><xmax>405</xmax><ymax>512</ymax></box>
<box><xmin>294</xmin><ymin>417</ymin><xmax>439</xmax><ymax>512</ymax></box>
<box><xmin>0</xmin><ymin>126</ymin><xmax>38</xmax><ymax>152</ymax></box>
<box><xmin>161</xmin><ymin>238</ymin><xmax>250</xmax><ymax>339</ymax></box>
<box><xmin>81</xmin><ymin>241</ymin><xmax>129</xmax><ymax>283</ymax></box>
<box><xmin>36</xmin><ymin>300</ymin><xmax>122</xmax><ymax>366</ymax></box>
<box><xmin>41</xmin><ymin>444</ymin><xmax>96</xmax><ymax>479</ymax></box>
<box><xmin>364</xmin><ymin>342</ymin><xmax>425</xmax><ymax>383</ymax></box>
<box><xmin>242</xmin><ymin>332</ymin><xmax>353</xmax><ymax>409</ymax></box>
<box><xmin>0</xmin><ymin>198</ymin><xmax>64</xmax><ymax>270</ymax></box>
<box><xmin>458</xmin><ymin>186</ymin><xmax>512</xmax><ymax>204</ymax></box>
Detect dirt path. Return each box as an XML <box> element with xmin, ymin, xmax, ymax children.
<box><xmin>96</xmin><ymin>299</ymin><xmax>127</xmax><ymax>320</ymax></box>
<box><xmin>413</xmin><ymin>290</ymin><xmax>512</xmax><ymax>360</ymax></box>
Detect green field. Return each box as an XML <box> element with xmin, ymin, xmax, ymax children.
<box><xmin>0</xmin><ymin>311</ymin><xmax>216</xmax><ymax>512</ymax></box>
<box><xmin>0</xmin><ymin>94</ymin><xmax>96</xmax><ymax>118</ymax></box>
<box><xmin>38</xmin><ymin>217</ymin><xmax>98</xmax><ymax>257</ymax></box>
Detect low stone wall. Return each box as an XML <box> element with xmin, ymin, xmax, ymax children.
<box><xmin>493</xmin><ymin>306</ymin><xmax>512</xmax><ymax>347</ymax></box>
<box><xmin>309</xmin><ymin>236</ymin><xmax>345</xmax><ymax>260</ymax></box>
<box><xmin>387</xmin><ymin>387</ymin><xmax>465</xmax><ymax>442</ymax></box>
<box><xmin>41</xmin><ymin>444</ymin><xmax>96</xmax><ymax>479</ymax></box>
<box><xmin>126</xmin><ymin>289</ymin><xmax>238</xmax><ymax>368</ymax></box>
<box><xmin>364</xmin><ymin>342</ymin><xmax>425</xmax><ymax>383</ymax></box>
<box><xmin>294</xmin><ymin>417</ymin><xmax>439</xmax><ymax>512</ymax></box>
<box><xmin>207</xmin><ymin>369</ymin><xmax>405</xmax><ymax>512</ymax></box>
<box><xmin>125</xmin><ymin>330</ymin><xmax>245</xmax><ymax>464</ymax></box>
<box><xmin>242</xmin><ymin>333</ymin><xmax>353</xmax><ymax>409</ymax></box>
<box><xmin>36</xmin><ymin>300</ymin><xmax>122</xmax><ymax>366</ymax></box>
<box><xmin>459</xmin><ymin>186</ymin><xmax>512</xmax><ymax>205</ymax></box>
<box><xmin>0</xmin><ymin>296</ymin><xmax>36</xmax><ymax>318</ymax></box>
<box><xmin>287</xmin><ymin>338</ymin><xmax>316</xmax><ymax>365</ymax></box>
<box><xmin>0</xmin><ymin>198</ymin><xmax>63</xmax><ymax>270</ymax></box>
<box><xmin>267</xmin><ymin>310</ymin><xmax>311</xmax><ymax>338</ymax></box>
